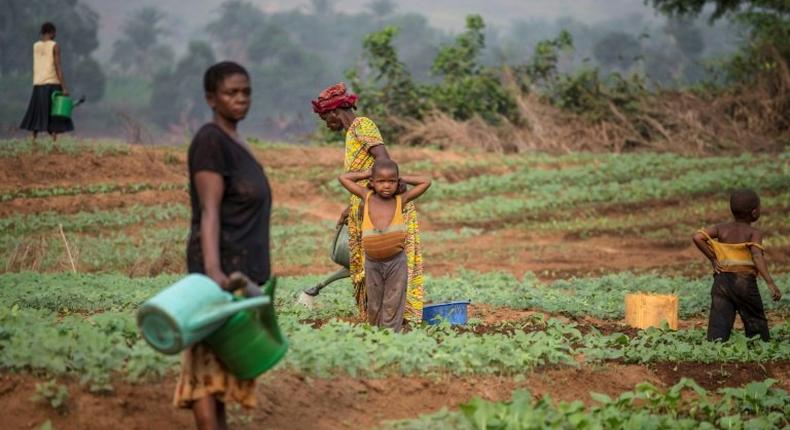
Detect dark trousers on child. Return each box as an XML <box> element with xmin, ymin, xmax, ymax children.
<box><xmin>707</xmin><ymin>272</ymin><xmax>770</xmax><ymax>342</ymax></box>
<box><xmin>365</xmin><ymin>251</ymin><xmax>408</xmax><ymax>332</ymax></box>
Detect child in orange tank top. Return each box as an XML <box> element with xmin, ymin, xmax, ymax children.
<box><xmin>692</xmin><ymin>189</ymin><xmax>782</xmax><ymax>342</ymax></box>
<box><xmin>339</xmin><ymin>159</ymin><xmax>431</xmax><ymax>331</ymax></box>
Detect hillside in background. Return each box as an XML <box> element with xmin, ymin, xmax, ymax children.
<box><xmin>1</xmin><ymin>0</ymin><xmax>748</xmax><ymax>146</ymax></box>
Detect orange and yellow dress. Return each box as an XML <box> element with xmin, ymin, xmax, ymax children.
<box><xmin>345</xmin><ymin>116</ymin><xmax>424</xmax><ymax>322</ymax></box>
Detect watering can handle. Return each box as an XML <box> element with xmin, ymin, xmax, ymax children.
<box><xmin>188</xmin><ymin>296</ymin><xmax>271</xmax><ymax>330</ymax></box>
<box><xmin>51</xmin><ymin>90</ymin><xmax>62</xmax><ymax>102</ymax></box>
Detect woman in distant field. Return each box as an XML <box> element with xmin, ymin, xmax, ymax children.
<box><xmin>19</xmin><ymin>22</ymin><xmax>74</xmax><ymax>142</ymax></box>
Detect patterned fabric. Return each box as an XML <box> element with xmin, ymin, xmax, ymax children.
<box><xmin>312</xmin><ymin>82</ymin><xmax>358</xmax><ymax>114</ymax></box>
<box><xmin>345</xmin><ymin>116</ymin><xmax>424</xmax><ymax>322</ymax></box>
<box><xmin>173</xmin><ymin>343</ymin><xmax>257</xmax><ymax>409</ymax></box>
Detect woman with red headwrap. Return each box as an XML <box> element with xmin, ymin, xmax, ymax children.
<box><xmin>312</xmin><ymin>83</ymin><xmax>424</xmax><ymax>323</ymax></box>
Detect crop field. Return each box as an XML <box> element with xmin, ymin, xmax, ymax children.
<box><xmin>0</xmin><ymin>137</ymin><xmax>788</xmax><ymax>429</ymax></box>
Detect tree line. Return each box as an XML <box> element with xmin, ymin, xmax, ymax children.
<box><xmin>1</xmin><ymin>0</ymin><xmax>784</xmax><ymax>140</ymax></box>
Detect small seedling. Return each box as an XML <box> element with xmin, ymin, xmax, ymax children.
<box><xmin>31</xmin><ymin>379</ymin><xmax>69</xmax><ymax>414</ymax></box>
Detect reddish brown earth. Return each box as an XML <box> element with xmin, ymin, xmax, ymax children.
<box><xmin>1</xmin><ymin>365</ymin><xmax>662</xmax><ymax>430</ymax></box>
<box><xmin>425</xmin><ymin>229</ymin><xmax>703</xmax><ymax>279</ymax></box>
<box><xmin>651</xmin><ymin>361</ymin><xmax>790</xmax><ymax>391</ymax></box>
<box><xmin>0</xmin><ymin>148</ymin><xmax>185</xmax><ymax>191</ymax></box>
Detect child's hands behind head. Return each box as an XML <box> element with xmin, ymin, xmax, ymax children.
<box><xmin>396</xmin><ymin>179</ymin><xmax>407</xmax><ymax>195</ymax></box>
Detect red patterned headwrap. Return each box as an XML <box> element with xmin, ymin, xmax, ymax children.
<box><xmin>311</xmin><ymin>82</ymin><xmax>358</xmax><ymax>114</ymax></box>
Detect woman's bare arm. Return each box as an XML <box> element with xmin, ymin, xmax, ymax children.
<box><xmin>195</xmin><ymin>171</ymin><xmax>229</xmax><ymax>289</ymax></box>
<box><xmin>53</xmin><ymin>44</ymin><xmax>67</xmax><ymax>95</ymax></box>
<box><xmin>369</xmin><ymin>145</ymin><xmax>390</xmax><ymax>160</ymax></box>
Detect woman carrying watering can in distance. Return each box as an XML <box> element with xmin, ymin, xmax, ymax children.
<box><xmin>312</xmin><ymin>83</ymin><xmax>425</xmax><ymax>324</ymax></box>
<box><xmin>19</xmin><ymin>22</ymin><xmax>73</xmax><ymax>142</ymax></box>
<box><xmin>176</xmin><ymin>61</ymin><xmax>272</xmax><ymax>430</ymax></box>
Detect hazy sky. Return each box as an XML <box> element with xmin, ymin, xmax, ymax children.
<box><xmin>84</xmin><ymin>0</ymin><xmax>662</xmax><ymax>57</ymax></box>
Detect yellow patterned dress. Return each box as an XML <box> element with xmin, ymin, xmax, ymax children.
<box><xmin>345</xmin><ymin>116</ymin><xmax>424</xmax><ymax>322</ymax></box>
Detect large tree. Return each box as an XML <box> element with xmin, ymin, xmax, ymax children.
<box><xmin>110</xmin><ymin>7</ymin><xmax>174</xmax><ymax>77</ymax></box>
<box><xmin>206</xmin><ymin>0</ymin><xmax>266</xmax><ymax>63</ymax></box>
<box><xmin>149</xmin><ymin>41</ymin><xmax>216</xmax><ymax>129</ymax></box>
<box><xmin>647</xmin><ymin>0</ymin><xmax>789</xmax><ymax>81</ymax></box>
<box><xmin>592</xmin><ymin>32</ymin><xmax>643</xmax><ymax>71</ymax></box>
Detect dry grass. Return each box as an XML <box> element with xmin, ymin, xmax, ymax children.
<box><xmin>396</xmin><ymin>54</ymin><xmax>789</xmax><ymax>154</ymax></box>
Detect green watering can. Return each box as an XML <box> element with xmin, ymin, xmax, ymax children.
<box><xmin>137</xmin><ymin>274</ymin><xmax>270</xmax><ymax>355</ymax></box>
<box><xmin>50</xmin><ymin>91</ymin><xmax>74</xmax><ymax>118</ymax></box>
<box><xmin>205</xmin><ymin>277</ymin><xmax>289</xmax><ymax>379</ymax></box>
<box><xmin>301</xmin><ymin>224</ymin><xmax>350</xmax><ymax>300</ymax></box>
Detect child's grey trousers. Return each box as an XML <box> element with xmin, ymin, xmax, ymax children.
<box><xmin>365</xmin><ymin>251</ymin><xmax>408</xmax><ymax>332</ymax></box>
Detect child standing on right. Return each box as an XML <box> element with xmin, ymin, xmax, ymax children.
<box><xmin>339</xmin><ymin>159</ymin><xmax>431</xmax><ymax>332</ymax></box>
<box><xmin>692</xmin><ymin>189</ymin><xmax>782</xmax><ymax>342</ymax></box>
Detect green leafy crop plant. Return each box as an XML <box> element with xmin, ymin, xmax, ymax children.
<box><xmin>519</xmin><ymin>191</ymin><xmax>790</xmax><ymax>240</ymax></box>
<box><xmin>425</xmin><ymin>271</ymin><xmax>789</xmax><ymax>320</ymax></box>
<box><xmin>384</xmin><ymin>378</ymin><xmax>790</xmax><ymax>430</ymax></box>
<box><xmin>0</xmin><ymin>204</ymin><xmax>190</xmax><ymax>234</ymax></box>
<box><xmin>0</xmin><ymin>218</ymin><xmax>334</xmax><ymax>273</ymax></box>
<box><xmin>0</xmin><ymin>182</ymin><xmax>187</xmax><ymax>202</ymax></box>
<box><xmin>0</xmin><ymin>137</ymin><xmax>131</xmax><ymax>158</ymax></box>
<box><xmin>1</xmin><ymin>273</ymin><xmax>788</xmax><ymax>392</ymax></box>
<box><xmin>428</xmin><ymin>159</ymin><xmax>789</xmax><ymax>224</ymax></box>
<box><xmin>425</xmin><ymin>152</ymin><xmax>782</xmax><ymax>202</ymax></box>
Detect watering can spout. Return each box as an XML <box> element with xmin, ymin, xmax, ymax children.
<box><xmin>189</xmin><ymin>296</ymin><xmax>270</xmax><ymax>330</ymax></box>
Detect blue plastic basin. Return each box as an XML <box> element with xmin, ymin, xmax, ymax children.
<box><xmin>422</xmin><ymin>301</ymin><xmax>470</xmax><ymax>325</ymax></box>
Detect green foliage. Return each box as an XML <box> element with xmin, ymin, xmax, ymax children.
<box><xmin>0</xmin><ymin>204</ymin><xmax>188</xmax><ymax>234</ymax></box>
<box><xmin>0</xmin><ymin>0</ymin><xmax>106</xmax><ymax>101</ymax></box>
<box><xmin>584</xmin><ymin>324</ymin><xmax>790</xmax><ymax>363</ymax></box>
<box><xmin>0</xmin><ymin>137</ymin><xmax>130</xmax><ymax>158</ymax></box>
<box><xmin>349</xmin><ymin>25</ymin><xmax>426</xmax><ymax>134</ymax></box>
<box><xmin>513</xmin><ymin>30</ymin><xmax>648</xmax><ymax>122</ymax></box>
<box><xmin>648</xmin><ymin>0</ymin><xmax>790</xmax><ymax>84</ymax></box>
<box><xmin>0</xmin><ymin>271</ymin><xmax>787</xmax><ymax>395</ymax></box>
<box><xmin>387</xmin><ymin>378</ymin><xmax>789</xmax><ymax>430</ymax></box>
<box><xmin>38</xmin><ymin>421</ymin><xmax>56</xmax><ymax>430</ymax></box>
<box><xmin>550</xmin><ymin>69</ymin><xmax>647</xmax><ymax>121</ymax></box>
<box><xmin>206</xmin><ymin>0</ymin><xmax>266</xmax><ymax>55</ymax></box>
<box><xmin>31</xmin><ymin>379</ymin><xmax>69</xmax><ymax>413</ymax></box>
<box><xmin>0</xmin><ymin>182</ymin><xmax>186</xmax><ymax>203</ymax></box>
<box><xmin>111</xmin><ymin>6</ymin><xmax>174</xmax><ymax>77</ymax></box>
<box><xmin>424</xmin><ymin>152</ymin><xmax>788</xmax><ymax>224</ymax></box>
<box><xmin>351</xmin><ymin>15</ymin><xmax>521</xmax><ymax>139</ymax></box>
<box><xmin>519</xmin><ymin>30</ymin><xmax>574</xmax><ymax>90</ymax></box>
<box><xmin>426</xmin><ymin>271</ymin><xmax>790</xmax><ymax>320</ymax></box>
<box><xmin>592</xmin><ymin>32</ymin><xmax>643</xmax><ymax>70</ymax></box>
<box><xmin>148</xmin><ymin>40</ymin><xmax>216</xmax><ymax>128</ymax></box>
<box><xmin>432</xmin><ymin>15</ymin><xmax>486</xmax><ymax>78</ymax></box>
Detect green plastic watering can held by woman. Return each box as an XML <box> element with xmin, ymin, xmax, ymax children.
<box><xmin>137</xmin><ymin>274</ymin><xmax>271</xmax><ymax>355</ymax></box>
<box><xmin>50</xmin><ymin>91</ymin><xmax>74</xmax><ymax>118</ymax></box>
<box><xmin>205</xmin><ymin>277</ymin><xmax>289</xmax><ymax>379</ymax></box>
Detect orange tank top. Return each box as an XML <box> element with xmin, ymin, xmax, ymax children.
<box><xmin>362</xmin><ymin>191</ymin><xmax>407</xmax><ymax>260</ymax></box>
